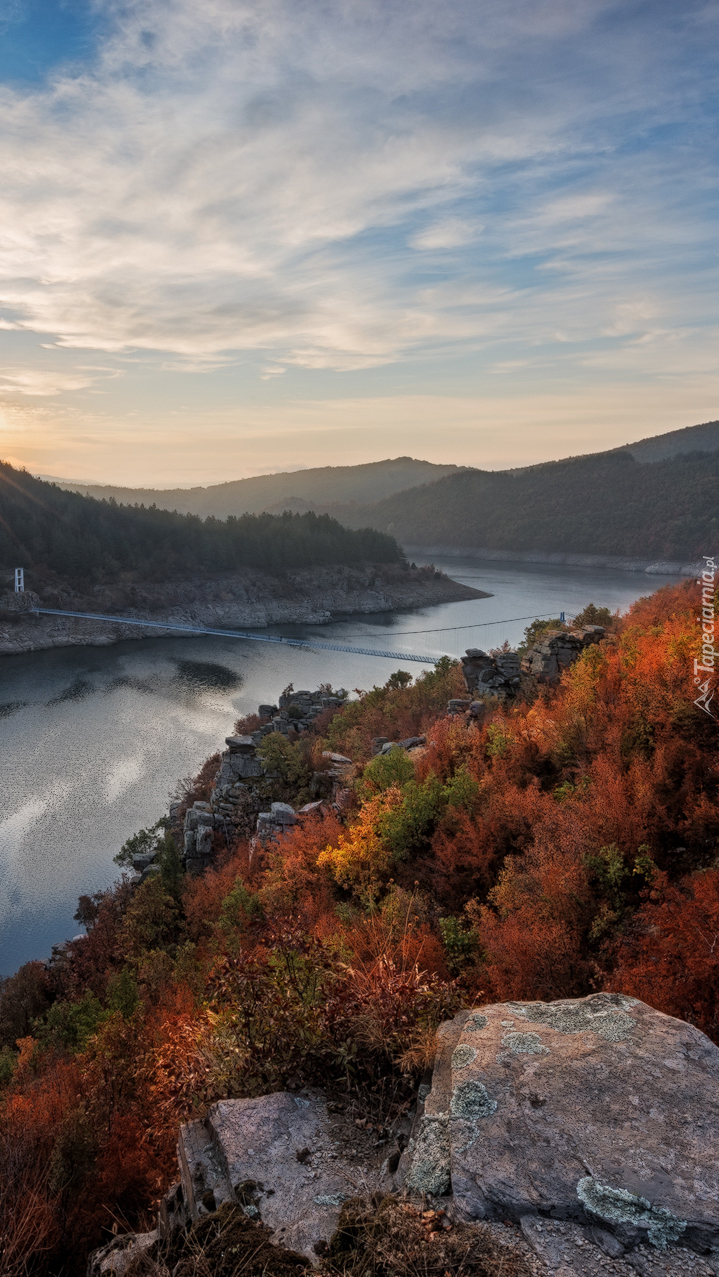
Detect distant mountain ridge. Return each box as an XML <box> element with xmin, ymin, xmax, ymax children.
<box><xmin>336</xmin><ymin>424</ymin><xmax>719</xmax><ymax>562</ymax></box>
<box><xmin>54</xmin><ymin>457</ymin><xmax>462</xmax><ymax>518</ymax></box>
<box><xmin>46</xmin><ymin>419</ymin><xmax>719</xmax><ymax>562</ymax></box>
<box><xmin>620</xmin><ymin>418</ymin><xmax>719</xmax><ymax>463</ymax></box>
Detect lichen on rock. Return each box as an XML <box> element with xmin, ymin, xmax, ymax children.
<box><xmin>404</xmin><ymin>1116</ymin><xmax>451</xmax><ymax>1196</ymax></box>
<box><xmin>577</xmin><ymin>1176</ymin><xmax>687</xmax><ymax>1248</ymax></box>
<box><xmin>500</xmin><ymin>1031</ymin><xmax>549</xmax><ymax>1056</ymax></box>
<box><xmin>465</xmin><ymin>1013</ymin><xmax>488</xmax><ymax>1032</ymax></box>
<box><xmin>506</xmin><ymin>993</ymin><xmax>637</xmax><ymax>1042</ymax></box>
<box><xmin>451</xmin><ymin>1044</ymin><xmax>477</xmax><ymax>1069</ymax></box>
<box><xmin>450</xmin><ymin>1079</ymin><xmax>498</xmax><ymax>1120</ymax></box>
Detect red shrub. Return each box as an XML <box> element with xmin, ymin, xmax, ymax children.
<box><xmin>613</xmin><ymin>869</ymin><xmax>719</xmax><ymax>1039</ymax></box>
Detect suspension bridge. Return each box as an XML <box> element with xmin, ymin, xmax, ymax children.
<box><xmin>29</xmin><ymin>605</ymin><xmax>565</xmax><ymax>665</ymax></box>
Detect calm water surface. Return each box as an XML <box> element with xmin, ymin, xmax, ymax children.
<box><xmin>0</xmin><ymin>556</ymin><xmax>683</xmax><ymax>974</ymax></box>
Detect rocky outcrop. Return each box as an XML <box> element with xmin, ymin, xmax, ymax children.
<box><xmin>371</xmin><ymin>735</ymin><xmax>425</xmax><ymax>756</ymax></box>
<box><xmin>400</xmin><ymin>994</ymin><xmax>719</xmax><ymax>1265</ymax></box>
<box><xmin>461</xmin><ymin>648</ymin><xmax>522</xmax><ymax>700</ymax></box>
<box><xmin>520</xmin><ymin>625</ymin><xmax>605</xmax><ymax>683</ymax></box>
<box><xmin>0</xmin><ymin>564</ymin><xmax>487</xmax><ymax>657</ymax></box>
<box><xmin>453</xmin><ymin>626</ymin><xmax>606</xmax><ymax>708</ymax></box>
<box><xmin>172</xmin><ymin>688</ymin><xmax>354</xmax><ymax>876</ymax></box>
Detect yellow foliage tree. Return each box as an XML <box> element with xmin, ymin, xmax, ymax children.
<box><xmin>318</xmin><ymin>785</ymin><xmax>404</xmax><ymax>904</ymax></box>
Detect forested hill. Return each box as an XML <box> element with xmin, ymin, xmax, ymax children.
<box><xmin>55</xmin><ymin>457</ymin><xmax>461</xmax><ymax>519</ymax></box>
<box><xmin>0</xmin><ymin>463</ymin><xmax>401</xmax><ymax>584</ymax></box>
<box><xmin>339</xmin><ymin>448</ymin><xmax>719</xmax><ymax>560</ymax></box>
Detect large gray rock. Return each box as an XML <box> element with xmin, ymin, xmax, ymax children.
<box><xmin>184</xmin><ymin>806</ymin><xmax>214</xmax><ymax>831</ymax></box>
<box><xmin>402</xmin><ymin>994</ymin><xmax>719</xmax><ymax>1257</ymax></box>
<box><xmin>461</xmin><ymin>649</ymin><xmax>520</xmax><ymax>699</ymax></box>
<box><xmin>178</xmin><ymin>1091</ymin><xmax>385</xmax><ymax>1260</ymax></box>
<box><xmin>521</xmin><ymin>626</ymin><xmax>605</xmax><ymax>684</ymax></box>
<box><xmin>195</xmin><ymin>825</ymin><xmax>213</xmax><ymax>856</ymax></box>
<box><xmin>227</xmin><ymin>752</ymin><xmax>264</xmax><ymax>781</ymax></box>
<box><xmin>225</xmin><ymin>735</ymin><xmax>257</xmax><ymax>753</ymax></box>
<box><xmin>518</xmin><ymin>1215</ymin><xmax>719</xmax><ymax>1277</ymax></box>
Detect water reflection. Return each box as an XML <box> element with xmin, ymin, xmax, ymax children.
<box><xmin>173</xmin><ymin>659</ymin><xmax>243</xmax><ymax>690</ymax></box>
<box><xmin>46</xmin><ymin>677</ymin><xmax>94</xmax><ymax>706</ymax></box>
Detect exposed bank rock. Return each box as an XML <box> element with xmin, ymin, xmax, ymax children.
<box><xmin>400</xmin><ymin>993</ymin><xmax>719</xmax><ymax>1258</ymax></box>
<box><xmin>0</xmin><ymin>564</ymin><xmax>487</xmax><ymax>657</ymax></box>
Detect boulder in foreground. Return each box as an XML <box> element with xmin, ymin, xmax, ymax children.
<box><xmin>401</xmin><ymin>993</ymin><xmax>719</xmax><ymax>1255</ymax></box>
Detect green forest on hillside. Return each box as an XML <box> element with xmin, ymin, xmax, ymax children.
<box><xmin>0</xmin><ymin>463</ymin><xmax>401</xmax><ymax>584</ymax></box>
<box><xmin>345</xmin><ymin>449</ymin><xmax>719</xmax><ymax>559</ymax></box>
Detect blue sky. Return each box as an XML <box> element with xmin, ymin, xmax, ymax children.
<box><xmin>0</xmin><ymin>0</ymin><xmax>718</xmax><ymax>484</ymax></box>
<box><xmin>0</xmin><ymin>0</ymin><xmax>100</xmax><ymax>83</ymax></box>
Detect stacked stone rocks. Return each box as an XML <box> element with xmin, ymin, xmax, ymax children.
<box><xmin>520</xmin><ymin>625</ymin><xmax>605</xmax><ymax>683</ymax></box>
<box><xmin>179</xmin><ymin>687</ymin><xmax>352</xmax><ymax>875</ymax></box>
<box><xmin>461</xmin><ymin>648</ymin><xmax>522</xmax><ymax>700</ymax></box>
<box><xmin>182</xmin><ymin>801</ymin><xmax>228</xmax><ymax>875</ymax></box>
<box><xmin>252</xmin><ymin>687</ymin><xmax>347</xmax><ymax>742</ymax></box>
<box><xmin>451</xmin><ymin>626</ymin><xmax>607</xmax><ymax>714</ymax></box>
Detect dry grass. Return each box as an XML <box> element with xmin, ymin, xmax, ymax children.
<box><xmin>119</xmin><ymin>1195</ymin><xmax>532</xmax><ymax>1277</ymax></box>
<box><xmin>323</xmin><ymin>1196</ymin><xmax>532</xmax><ymax>1277</ymax></box>
<box><xmin>123</xmin><ymin>1204</ymin><xmax>307</xmax><ymax>1277</ymax></box>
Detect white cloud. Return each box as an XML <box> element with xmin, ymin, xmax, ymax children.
<box><xmin>0</xmin><ymin>368</ymin><xmax>96</xmax><ymax>396</ymax></box>
<box><xmin>0</xmin><ymin>0</ymin><xmax>715</xmax><ymax>392</ymax></box>
<box><xmin>410</xmin><ymin>219</ymin><xmax>483</xmax><ymax>251</ymax></box>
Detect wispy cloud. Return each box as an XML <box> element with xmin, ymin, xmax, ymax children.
<box><xmin>0</xmin><ymin>368</ymin><xmax>97</xmax><ymax>396</ymax></box>
<box><xmin>410</xmin><ymin>219</ymin><xmax>483</xmax><ymax>251</ymax></box>
<box><xmin>0</xmin><ymin>0</ymin><xmax>717</xmax><ymax>478</ymax></box>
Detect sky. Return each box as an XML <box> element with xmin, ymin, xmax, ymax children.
<box><xmin>0</xmin><ymin>0</ymin><xmax>718</xmax><ymax>487</ymax></box>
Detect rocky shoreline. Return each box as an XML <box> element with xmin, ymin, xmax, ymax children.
<box><xmin>0</xmin><ymin>563</ymin><xmax>487</xmax><ymax>658</ymax></box>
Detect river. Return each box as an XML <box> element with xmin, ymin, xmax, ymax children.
<box><xmin>0</xmin><ymin>555</ymin><xmax>684</xmax><ymax>975</ymax></box>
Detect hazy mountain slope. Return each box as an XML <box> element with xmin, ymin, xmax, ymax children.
<box><xmin>55</xmin><ymin>457</ymin><xmax>462</xmax><ymax>517</ymax></box>
<box><xmin>338</xmin><ymin>449</ymin><xmax>719</xmax><ymax>560</ymax></box>
<box><xmin>623</xmin><ymin>418</ymin><xmax>719</xmax><ymax>463</ymax></box>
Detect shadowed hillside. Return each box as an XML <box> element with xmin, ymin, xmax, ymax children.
<box><xmin>338</xmin><ymin>446</ymin><xmax>719</xmax><ymax>560</ymax></box>
<box><xmin>0</xmin><ymin>462</ymin><xmax>402</xmax><ymax>584</ymax></box>
<box><xmin>622</xmin><ymin>417</ymin><xmax>719</xmax><ymax>462</ymax></box>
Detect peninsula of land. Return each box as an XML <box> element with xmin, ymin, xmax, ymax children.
<box><xmin>0</xmin><ymin>563</ymin><xmax>487</xmax><ymax>657</ymax></box>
